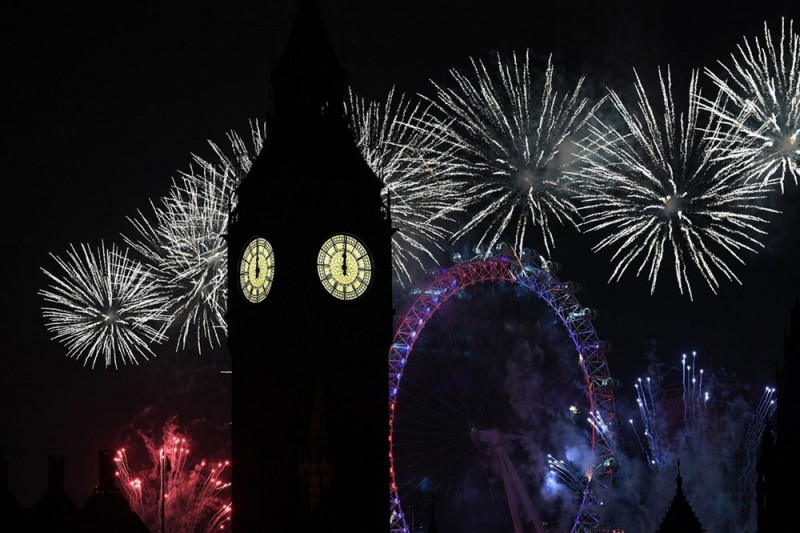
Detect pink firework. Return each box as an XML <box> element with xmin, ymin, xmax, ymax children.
<box><xmin>115</xmin><ymin>422</ymin><xmax>231</xmax><ymax>532</ymax></box>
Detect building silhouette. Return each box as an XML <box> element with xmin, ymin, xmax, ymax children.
<box><xmin>0</xmin><ymin>447</ymin><xmax>17</xmax><ymax>511</ymax></box>
<box><xmin>756</xmin><ymin>298</ymin><xmax>800</xmax><ymax>532</ymax></box>
<box><xmin>427</xmin><ymin>499</ymin><xmax>440</xmax><ymax>533</ymax></box>
<box><xmin>225</xmin><ymin>0</ymin><xmax>394</xmax><ymax>530</ymax></box>
<box><xmin>755</xmin><ymin>420</ymin><xmax>775</xmax><ymax>532</ymax></box>
<box><xmin>80</xmin><ymin>450</ymin><xmax>149</xmax><ymax>533</ymax></box>
<box><xmin>0</xmin><ymin>449</ymin><xmax>148</xmax><ymax>532</ymax></box>
<box><xmin>655</xmin><ymin>462</ymin><xmax>705</xmax><ymax>532</ymax></box>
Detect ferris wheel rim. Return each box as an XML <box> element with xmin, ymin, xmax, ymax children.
<box><xmin>388</xmin><ymin>248</ymin><xmax>617</xmax><ymax>532</ymax></box>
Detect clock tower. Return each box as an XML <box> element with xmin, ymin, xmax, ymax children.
<box><xmin>226</xmin><ymin>0</ymin><xmax>394</xmax><ymax>531</ymax></box>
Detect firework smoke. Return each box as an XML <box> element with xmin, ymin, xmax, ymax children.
<box><xmin>391</xmin><ymin>279</ymin><xmax>598</xmax><ymax>532</ymax></box>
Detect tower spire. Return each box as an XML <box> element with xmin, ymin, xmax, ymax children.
<box><xmin>656</xmin><ymin>462</ymin><xmax>705</xmax><ymax>532</ymax></box>
<box><xmin>270</xmin><ymin>0</ymin><xmax>346</xmax><ymax>127</ymax></box>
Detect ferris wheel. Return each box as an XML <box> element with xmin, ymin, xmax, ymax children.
<box><xmin>388</xmin><ymin>245</ymin><xmax>617</xmax><ymax>532</ymax></box>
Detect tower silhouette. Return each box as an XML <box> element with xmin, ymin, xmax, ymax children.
<box><xmin>756</xmin><ymin>298</ymin><xmax>800</xmax><ymax>531</ymax></box>
<box><xmin>225</xmin><ymin>0</ymin><xmax>394</xmax><ymax>530</ymax></box>
<box><xmin>655</xmin><ymin>462</ymin><xmax>705</xmax><ymax>532</ymax></box>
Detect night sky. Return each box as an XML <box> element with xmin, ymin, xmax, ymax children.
<box><xmin>3</xmin><ymin>0</ymin><xmax>799</xmax><ymax>527</ymax></box>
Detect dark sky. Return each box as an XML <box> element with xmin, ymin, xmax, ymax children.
<box><xmin>3</xmin><ymin>0</ymin><xmax>798</xmax><ymax>519</ymax></box>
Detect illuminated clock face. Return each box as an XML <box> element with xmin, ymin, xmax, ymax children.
<box><xmin>317</xmin><ymin>233</ymin><xmax>373</xmax><ymax>300</ymax></box>
<box><xmin>239</xmin><ymin>237</ymin><xmax>274</xmax><ymax>303</ymax></box>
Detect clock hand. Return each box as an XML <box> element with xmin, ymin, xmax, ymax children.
<box><xmin>342</xmin><ymin>235</ymin><xmax>348</xmax><ymax>276</ymax></box>
<box><xmin>255</xmin><ymin>240</ymin><xmax>261</xmax><ymax>279</ymax></box>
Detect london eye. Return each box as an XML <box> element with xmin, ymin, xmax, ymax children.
<box><xmin>388</xmin><ymin>245</ymin><xmax>617</xmax><ymax>532</ymax></box>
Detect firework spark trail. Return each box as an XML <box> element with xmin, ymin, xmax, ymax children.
<box><xmin>698</xmin><ymin>18</ymin><xmax>800</xmax><ymax>192</ymax></box>
<box><xmin>681</xmin><ymin>352</ymin><xmax>709</xmax><ymax>437</ymax></box>
<box><xmin>753</xmin><ymin>386</ymin><xmax>778</xmax><ymax>424</ymax></box>
<box><xmin>546</xmin><ymin>452</ymin><xmax>602</xmax><ymax>533</ymax></box>
<box><xmin>39</xmin><ymin>241</ymin><xmax>170</xmax><ymax>369</ymax></box>
<box><xmin>588</xmin><ymin>411</ymin><xmax>614</xmax><ymax>454</ymax></box>
<box><xmin>682</xmin><ymin>353</ymin><xmax>692</xmax><ymax>427</ymax></box>
<box><xmin>420</xmin><ymin>50</ymin><xmax>606</xmax><ymax>257</ymax></box>
<box><xmin>634</xmin><ymin>377</ymin><xmax>662</xmax><ymax>470</ymax></box>
<box><xmin>206</xmin><ymin>502</ymin><xmax>232</xmax><ymax>532</ymax></box>
<box><xmin>346</xmin><ymin>87</ymin><xmax>467</xmax><ymax>286</ymax></box>
<box><xmin>740</xmin><ymin>386</ymin><xmax>777</xmax><ymax>491</ymax></box>
<box><xmin>123</xmin><ymin>121</ymin><xmax>265</xmax><ymax>353</ymax></box>
<box><xmin>574</xmin><ymin>67</ymin><xmax>778</xmax><ymax>300</ymax></box>
<box><xmin>746</xmin><ymin>386</ymin><xmax>777</xmax><ymax>456</ymax></box>
<box><xmin>547</xmin><ymin>455</ymin><xmax>586</xmax><ymax>496</ymax></box>
<box><xmin>187</xmin><ymin>461</ymin><xmax>231</xmax><ymax>530</ymax></box>
<box><xmin>682</xmin><ymin>354</ymin><xmax>689</xmax><ymax>430</ymax></box>
<box><xmin>115</xmin><ymin>449</ymin><xmax>145</xmax><ymax>518</ymax></box>
<box><xmin>627</xmin><ymin>418</ymin><xmax>650</xmax><ymax>464</ymax></box>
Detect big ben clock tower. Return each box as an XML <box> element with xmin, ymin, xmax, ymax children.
<box><xmin>226</xmin><ymin>0</ymin><xmax>394</xmax><ymax>531</ymax></box>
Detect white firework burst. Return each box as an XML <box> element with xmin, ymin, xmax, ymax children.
<box><xmin>39</xmin><ymin>241</ymin><xmax>170</xmax><ymax>369</ymax></box>
<box><xmin>206</xmin><ymin>119</ymin><xmax>267</xmax><ymax>212</ymax></box>
<box><xmin>346</xmin><ymin>86</ymin><xmax>465</xmax><ymax>286</ymax></box>
<box><xmin>124</xmin><ymin>121</ymin><xmax>266</xmax><ymax>352</ymax></box>
<box><xmin>125</xmin><ymin>167</ymin><xmax>232</xmax><ymax>352</ymax></box>
<box><xmin>574</xmin><ymin>67</ymin><xmax>778</xmax><ymax>300</ymax></box>
<box><xmin>698</xmin><ymin>18</ymin><xmax>800</xmax><ymax>192</ymax></box>
<box><xmin>421</xmin><ymin>50</ymin><xmax>606</xmax><ymax>256</ymax></box>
